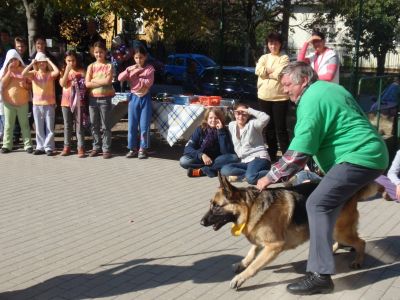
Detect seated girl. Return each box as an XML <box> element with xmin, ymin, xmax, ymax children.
<box><xmin>376</xmin><ymin>149</ymin><xmax>400</xmax><ymax>202</ymax></box>
<box><xmin>179</xmin><ymin>108</ymin><xmax>238</xmax><ymax>177</ymax></box>
<box><xmin>221</xmin><ymin>103</ymin><xmax>271</xmax><ymax>184</ymax></box>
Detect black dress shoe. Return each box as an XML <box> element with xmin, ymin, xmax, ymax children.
<box><xmin>287</xmin><ymin>272</ymin><xmax>334</xmax><ymax>295</ymax></box>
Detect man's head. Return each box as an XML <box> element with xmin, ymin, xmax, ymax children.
<box><xmin>14</xmin><ymin>36</ymin><xmax>27</xmax><ymax>56</ymax></box>
<box><xmin>280</xmin><ymin>61</ymin><xmax>318</xmax><ymax>103</ymax></box>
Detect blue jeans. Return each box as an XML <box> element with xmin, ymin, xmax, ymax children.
<box><xmin>128</xmin><ymin>93</ymin><xmax>152</xmax><ymax>150</ymax></box>
<box><xmin>292</xmin><ymin>170</ymin><xmax>322</xmax><ymax>185</ymax></box>
<box><xmin>221</xmin><ymin>157</ymin><xmax>271</xmax><ymax>185</ymax></box>
<box><xmin>179</xmin><ymin>153</ymin><xmax>239</xmax><ymax>177</ymax></box>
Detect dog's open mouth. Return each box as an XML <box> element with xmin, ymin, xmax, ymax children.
<box><xmin>211</xmin><ymin>214</ymin><xmax>236</xmax><ymax>231</ymax></box>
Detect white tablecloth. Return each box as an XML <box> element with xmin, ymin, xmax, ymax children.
<box><xmin>152</xmin><ymin>102</ymin><xmax>205</xmax><ymax>146</ymax></box>
<box><xmin>111</xmin><ymin>93</ymin><xmax>234</xmax><ymax>146</ymax></box>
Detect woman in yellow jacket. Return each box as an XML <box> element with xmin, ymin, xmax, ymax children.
<box><xmin>255</xmin><ymin>32</ymin><xmax>289</xmax><ymax>162</ymax></box>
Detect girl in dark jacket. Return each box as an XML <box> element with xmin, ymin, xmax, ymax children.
<box><xmin>179</xmin><ymin>108</ymin><xmax>238</xmax><ymax>177</ymax></box>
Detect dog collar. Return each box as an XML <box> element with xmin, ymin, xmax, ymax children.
<box><xmin>231</xmin><ymin>223</ymin><xmax>246</xmax><ymax>236</ymax></box>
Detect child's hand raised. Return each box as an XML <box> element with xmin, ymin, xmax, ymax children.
<box><xmin>65</xmin><ymin>63</ymin><xmax>73</xmax><ymax>72</ymax></box>
<box><xmin>216</xmin><ymin>119</ymin><xmax>223</xmax><ymax>129</ymax></box>
<box><xmin>127</xmin><ymin>64</ymin><xmax>140</xmax><ymax>72</ymax></box>
<box><xmin>7</xmin><ymin>63</ymin><xmax>15</xmax><ymax>72</ymax></box>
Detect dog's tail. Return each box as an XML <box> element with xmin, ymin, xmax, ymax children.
<box><xmin>355</xmin><ymin>182</ymin><xmax>384</xmax><ymax>201</ymax></box>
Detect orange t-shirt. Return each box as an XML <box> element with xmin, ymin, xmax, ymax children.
<box><xmin>32</xmin><ymin>70</ymin><xmax>55</xmax><ymax>105</ymax></box>
<box><xmin>2</xmin><ymin>70</ymin><xmax>30</xmax><ymax>106</ymax></box>
<box><xmin>61</xmin><ymin>70</ymin><xmax>85</xmax><ymax>107</ymax></box>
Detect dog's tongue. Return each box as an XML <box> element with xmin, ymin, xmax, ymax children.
<box><xmin>231</xmin><ymin>223</ymin><xmax>246</xmax><ymax>236</ymax></box>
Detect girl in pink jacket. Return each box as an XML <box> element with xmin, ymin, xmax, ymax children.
<box><xmin>297</xmin><ymin>29</ymin><xmax>339</xmax><ymax>83</ymax></box>
<box><xmin>118</xmin><ymin>45</ymin><xmax>154</xmax><ymax>159</ymax></box>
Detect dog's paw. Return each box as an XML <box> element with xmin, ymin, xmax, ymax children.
<box><xmin>232</xmin><ymin>262</ymin><xmax>246</xmax><ymax>274</ymax></box>
<box><xmin>230</xmin><ymin>274</ymin><xmax>246</xmax><ymax>290</ymax></box>
<box><xmin>349</xmin><ymin>261</ymin><xmax>362</xmax><ymax>269</ymax></box>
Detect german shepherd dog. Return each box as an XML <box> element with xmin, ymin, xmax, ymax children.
<box><xmin>201</xmin><ymin>174</ymin><xmax>381</xmax><ymax>289</ymax></box>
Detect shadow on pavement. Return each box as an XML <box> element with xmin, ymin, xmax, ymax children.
<box><xmin>0</xmin><ymin>251</ymin><xmax>241</xmax><ymax>300</ymax></box>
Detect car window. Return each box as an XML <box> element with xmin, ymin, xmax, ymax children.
<box><xmin>242</xmin><ymin>71</ymin><xmax>257</xmax><ymax>84</ymax></box>
<box><xmin>196</xmin><ymin>56</ymin><xmax>216</xmax><ymax>67</ymax></box>
<box><xmin>175</xmin><ymin>57</ymin><xmax>185</xmax><ymax>66</ymax></box>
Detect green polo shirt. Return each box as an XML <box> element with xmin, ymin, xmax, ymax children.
<box><xmin>289</xmin><ymin>80</ymin><xmax>388</xmax><ymax>173</ymax></box>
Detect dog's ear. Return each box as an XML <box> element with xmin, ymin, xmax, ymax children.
<box><xmin>218</xmin><ymin>172</ymin><xmax>237</xmax><ymax>198</ymax></box>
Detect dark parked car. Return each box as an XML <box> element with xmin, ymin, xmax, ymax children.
<box><xmin>200</xmin><ymin>66</ymin><xmax>258</xmax><ymax>106</ymax></box>
<box><xmin>164</xmin><ymin>53</ymin><xmax>216</xmax><ymax>84</ymax></box>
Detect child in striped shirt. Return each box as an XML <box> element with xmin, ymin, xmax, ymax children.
<box><xmin>85</xmin><ymin>41</ymin><xmax>115</xmax><ymax>159</ymax></box>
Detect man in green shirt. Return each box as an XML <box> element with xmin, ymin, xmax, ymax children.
<box><xmin>257</xmin><ymin>61</ymin><xmax>388</xmax><ymax>295</ymax></box>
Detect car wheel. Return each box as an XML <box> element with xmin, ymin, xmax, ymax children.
<box><xmin>165</xmin><ymin>73</ymin><xmax>174</xmax><ymax>85</ymax></box>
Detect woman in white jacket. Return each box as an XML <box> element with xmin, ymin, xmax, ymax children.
<box><xmin>221</xmin><ymin>103</ymin><xmax>271</xmax><ymax>184</ymax></box>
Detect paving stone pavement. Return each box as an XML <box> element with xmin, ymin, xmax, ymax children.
<box><xmin>0</xmin><ymin>137</ymin><xmax>399</xmax><ymax>300</ymax></box>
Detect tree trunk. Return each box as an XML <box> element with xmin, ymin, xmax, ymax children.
<box><xmin>243</xmin><ymin>1</ymin><xmax>258</xmax><ymax>65</ymax></box>
<box><xmin>376</xmin><ymin>52</ymin><xmax>386</xmax><ymax>75</ymax></box>
<box><xmin>281</xmin><ymin>0</ymin><xmax>291</xmax><ymax>50</ymax></box>
<box><xmin>22</xmin><ymin>0</ymin><xmax>39</xmax><ymax>55</ymax></box>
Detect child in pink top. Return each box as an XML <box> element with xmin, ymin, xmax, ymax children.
<box><xmin>22</xmin><ymin>52</ymin><xmax>59</xmax><ymax>156</ymax></box>
<box><xmin>59</xmin><ymin>50</ymin><xmax>87</xmax><ymax>157</ymax></box>
<box><xmin>0</xmin><ymin>49</ymin><xmax>33</xmax><ymax>153</ymax></box>
<box><xmin>118</xmin><ymin>44</ymin><xmax>154</xmax><ymax>159</ymax></box>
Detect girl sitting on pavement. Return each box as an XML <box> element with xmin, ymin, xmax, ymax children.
<box><xmin>0</xmin><ymin>49</ymin><xmax>33</xmax><ymax>153</ymax></box>
<box><xmin>118</xmin><ymin>44</ymin><xmax>154</xmax><ymax>159</ymax></box>
<box><xmin>22</xmin><ymin>52</ymin><xmax>59</xmax><ymax>156</ymax></box>
<box><xmin>179</xmin><ymin>108</ymin><xmax>238</xmax><ymax>177</ymax></box>
<box><xmin>59</xmin><ymin>50</ymin><xmax>87</xmax><ymax>158</ymax></box>
<box><xmin>220</xmin><ymin>103</ymin><xmax>271</xmax><ymax>184</ymax></box>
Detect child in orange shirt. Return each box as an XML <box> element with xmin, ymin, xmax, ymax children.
<box><xmin>22</xmin><ymin>52</ymin><xmax>59</xmax><ymax>155</ymax></box>
<box><xmin>0</xmin><ymin>49</ymin><xmax>33</xmax><ymax>153</ymax></box>
<box><xmin>59</xmin><ymin>50</ymin><xmax>87</xmax><ymax>157</ymax></box>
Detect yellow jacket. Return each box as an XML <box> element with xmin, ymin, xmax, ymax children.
<box><xmin>255</xmin><ymin>53</ymin><xmax>289</xmax><ymax>101</ymax></box>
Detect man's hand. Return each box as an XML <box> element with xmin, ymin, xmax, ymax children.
<box><xmin>256</xmin><ymin>176</ymin><xmax>271</xmax><ymax>191</ymax></box>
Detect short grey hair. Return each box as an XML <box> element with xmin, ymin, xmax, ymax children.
<box><xmin>280</xmin><ymin>61</ymin><xmax>318</xmax><ymax>84</ymax></box>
